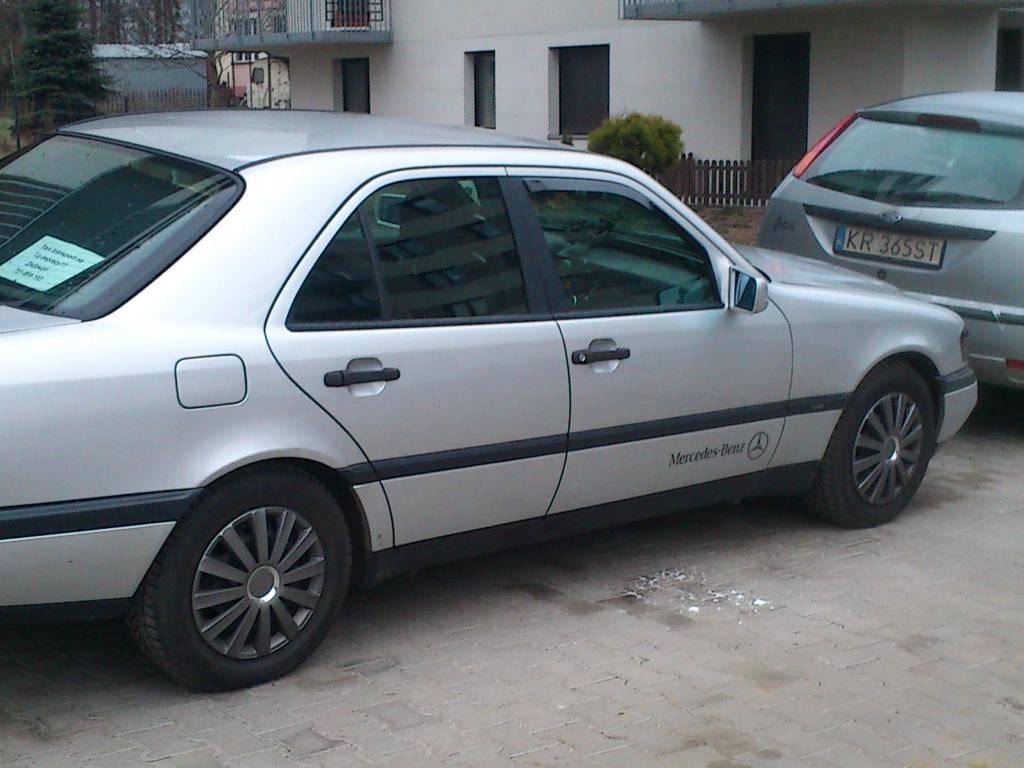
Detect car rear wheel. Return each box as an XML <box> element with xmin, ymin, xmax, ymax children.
<box><xmin>127</xmin><ymin>468</ymin><xmax>350</xmax><ymax>691</ymax></box>
<box><xmin>807</xmin><ymin>361</ymin><xmax>936</xmax><ymax>528</ymax></box>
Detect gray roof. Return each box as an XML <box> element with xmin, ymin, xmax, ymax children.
<box><xmin>866</xmin><ymin>91</ymin><xmax>1024</xmax><ymax>126</ymax></box>
<box><xmin>93</xmin><ymin>43</ymin><xmax>206</xmax><ymax>60</ymax></box>
<box><xmin>61</xmin><ymin>110</ymin><xmax>556</xmax><ymax>170</ymax></box>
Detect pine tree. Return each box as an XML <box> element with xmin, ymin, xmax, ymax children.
<box><xmin>15</xmin><ymin>0</ymin><xmax>108</xmax><ymax>132</ymax></box>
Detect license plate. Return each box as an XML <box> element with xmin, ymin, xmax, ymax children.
<box><xmin>833</xmin><ymin>225</ymin><xmax>945</xmax><ymax>269</ymax></box>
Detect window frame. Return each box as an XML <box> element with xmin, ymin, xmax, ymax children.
<box><xmin>283</xmin><ymin>168</ymin><xmax>552</xmax><ymax>332</ymax></box>
<box><xmin>503</xmin><ymin>174</ymin><xmax>725</xmax><ymax>319</ymax></box>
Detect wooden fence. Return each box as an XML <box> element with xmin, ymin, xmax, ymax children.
<box><xmin>1</xmin><ymin>87</ymin><xmax>238</xmax><ymax>155</ymax></box>
<box><xmin>658</xmin><ymin>154</ymin><xmax>796</xmax><ymax>208</ymax></box>
<box><xmin>97</xmin><ymin>88</ymin><xmax>210</xmax><ymax>115</ymax></box>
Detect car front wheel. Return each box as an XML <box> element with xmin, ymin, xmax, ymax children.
<box><xmin>807</xmin><ymin>360</ymin><xmax>937</xmax><ymax>528</ymax></box>
<box><xmin>128</xmin><ymin>468</ymin><xmax>350</xmax><ymax>691</ymax></box>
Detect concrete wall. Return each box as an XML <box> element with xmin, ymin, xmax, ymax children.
<box><xmin>275</xmin><ymin>1</ymin><xmax>1001</xmax><ymax>159</ymax></box>
<box><xmin>903</xmin><ymin>9</ymin><xmax>998</xmax><ymax>96</ymax></box>
<box><xmin>718</xmin><ymin>7</ymin><xmax>999</xmax><ymax>148</ymax></box>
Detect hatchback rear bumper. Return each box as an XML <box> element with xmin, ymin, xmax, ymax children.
<box><xmin>963</xmin><ymin>315</ymin><xmax>1024</xmax><ymax>389</ymax></box>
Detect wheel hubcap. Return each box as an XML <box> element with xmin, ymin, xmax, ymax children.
<box><xmin>247</xmin><ymin>566</ymin><xmax>280</xmax><ymax>604</ymax></box>
<box><xmin>191</xmin><ymin>507</ymin><xmax>325</xmax><ymax>660</ymax></box>
<box><xmin>852</xmin><ymin>392</ymin><xmax>923</xmax><ymax>505</ymax></box>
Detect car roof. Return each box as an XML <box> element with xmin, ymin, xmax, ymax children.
<box><xmin>864</xmin><ymin>91</ymin><xmax>1024</xmax><ymax>127</ymax></box>
<box><xmin>61</xmin><ymin>110</ymin><xmax>563</xmax><ymax>171</ymax></box>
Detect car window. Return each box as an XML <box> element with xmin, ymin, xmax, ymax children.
<box><xmin>363</xmin><ymin>177</ymin><xmax>528</xmax><ymax>320</ymax></box>
<box><xmin>0</xmin><ymin>135</ymin><xmax>238</xmax><ymax>319</ymax></box>
<box><xmin>288</xmin><ymin>215</ymin><xmax>381</xmax><ymax>327</ymax></box>
<box><xmin>290</xmin><ymin>177</ymin><xmax>529</xmax><ymax>327</ymax></box>
<box><xmin>805</xmin><ymin>116</ymin><xmax>1024</xmax><ymax>208</ymax></box>
<box><xmin>523</xmin><ymin>179</ymin><xmax>719</xmax><ymax>313</ymax></box>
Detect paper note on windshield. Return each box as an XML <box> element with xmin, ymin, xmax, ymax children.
<box><xmin>0</xmin><ymin>236</ymin><xmax>104</xmax><ymax>292</ymax></box>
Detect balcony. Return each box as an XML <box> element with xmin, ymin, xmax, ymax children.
<box><xmin>191</xmin><ymin>0</ymin><xmax>392</xmax><ymax>50</ymax></box>
<box><xmin>620</xmin><ymin>0</ymin><xmax>1022</xmax><ymax>21</ymax></box>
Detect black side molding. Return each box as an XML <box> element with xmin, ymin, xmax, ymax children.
<box><xmin>939</xmin><ymin>366</ymin><xmax>977</xmax><ymax>395</ymax></box>
<box><xmin>0</xmin><ymin>598</ymin><xmax>130</xmax><ymax>623</ymax></box>
<box><xmin>339</xmin><ymin>394</ymin><xmax>847</xmax><ymax>484</ymax></box>
<box><xmin>362</xmin><ymin>462</ymin><xmax>820</xmax><ymax>586</ymax></box>
<box><xmin>804</xmin><ymin>204</ymin><xmax>996</xmax><ymax>242</ymax></box>
<box><xmin>0</xmin><ymin>489</ymin><xmax>200</xmax><ymax>541</ymax></box>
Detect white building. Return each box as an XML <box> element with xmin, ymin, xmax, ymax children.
<box><xmin>217</xmin><ymin>51</ymin><xmax>292</xmax><ymax>109</ymax></box>
<box><xmin>191</xmin><ymin>0</ymin><xmax>1023</xmax><ymax>160</ymax></box>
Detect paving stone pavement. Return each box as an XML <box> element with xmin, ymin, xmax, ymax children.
<box><xmin>2</xmin><ymin>388</ymin><xmax>1023</xmax><ymax>768</ymax></box>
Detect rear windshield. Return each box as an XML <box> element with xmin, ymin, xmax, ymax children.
<box><xmin>0</xmin><ymin>135</ymin><xmax>238</xmax><ymax>319</ymax></box>
<box><xmin>804</xmin><ymin>116</ymin><xmax>1024</xmax><ymax>208</ymax></box>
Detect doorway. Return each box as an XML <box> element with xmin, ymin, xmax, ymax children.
<box><xmin>333</xmin><ymin>57</ymin><xmax>370</xmax><ymax>113</ymax></box>
<box><xmin>751</xmin><ymin>33</ymin><xmax>810</xmax><ymax>160</ymax></box>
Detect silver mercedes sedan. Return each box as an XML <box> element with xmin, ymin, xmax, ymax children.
<box><xmin>759</xmin><ymin>91</ymin><xmax>1024</xmax><ymax>390</ymax></box>
<box><xmin>0</xmin><ymin>111</ymin><xmax>976</xmax><ymax>690</ymax></box>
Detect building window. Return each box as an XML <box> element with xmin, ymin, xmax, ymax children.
<box><xmin>327</xmin><ymin>0</ymin><xmax>371</xmax><ymax>28</ymax></box>
<box><xmin>337</xmin><ymin>57</ymin><xmax>370</xmax><ymax>113</ymax></box>
<box><xmin>556</xmin><ymin>45</ymin><xmax>609</xmax><ymax>136</ymax></box>
<box><xmin>470</xmin><ymin>51</ymin><xmax>496</xmax><ymax>129</ymax></box>
<box><xmin>997</xmin><ymin>28</ymin><xmax>1023</xmax><ymax>91</ymax></box>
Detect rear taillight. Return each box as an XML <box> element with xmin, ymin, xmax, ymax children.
<box><xmin>1008</xmin><ymin>359</ymin><xmax>1024</xmax><ymax>372</ymax></box>
<box><xmin>792</xmin><ymin>113</ymin><xmax>858</xmax><ymax>179</ymax></box>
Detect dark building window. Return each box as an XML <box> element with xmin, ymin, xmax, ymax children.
<box><xmin>557</xmin><ymin>45</ymin><xmax>610</xmax><ymax>136</ymax></box>
<box><xmin>471</xmin><ymin>51</ymin><xmax>496</xmax><ymax>129</ymax></box>
<box><xmin>997</xmin><ymin>29</ymin><xmax>1023</xmax><ymax>91</ymax></box>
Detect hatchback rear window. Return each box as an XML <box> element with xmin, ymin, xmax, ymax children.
<box><xmin>804</xmin><ymin>116</ymin><xmax>1024</xmax><ymax>208</ymax></box>
<box><xmin>0</xmin><ymin>135</ymin><xmax>239</xmax><ymax>319</ymax></box>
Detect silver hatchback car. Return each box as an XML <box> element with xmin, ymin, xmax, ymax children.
<box><xmin>0</xmin><ymin>112</ymin><xmax>975</xmax><ymax>690</ymax></box>
<box><xmin>760</xmin><ymin>91</ymin><xmax>1024</xmax><ymax>389</ymax></box>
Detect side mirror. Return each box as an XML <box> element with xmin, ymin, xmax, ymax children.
<box><xmin>730</xmin><ymin>268</ymin><xmax>769</xmax><ymax>314</ymax></box>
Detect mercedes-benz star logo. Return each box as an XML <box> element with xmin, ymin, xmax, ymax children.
<box><xmin>747</xmin><ymin>431</ymin><xmax>770</xmax><ymax>460</ymax></box>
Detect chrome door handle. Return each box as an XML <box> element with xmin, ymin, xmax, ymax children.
<box><xmin>571</xmin><ymin>348</ymin><xmax>631</xmax><ymax>365</ymax></box>
<box><xmin>324</xmin><ymin>368</ymin><xmax>401</xmax><ymax>387</ymax></box>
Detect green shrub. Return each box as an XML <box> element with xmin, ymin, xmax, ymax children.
<box><xmin>588</xmin><ymin>112</ymin><xmax>684</xmax><ymax>176</ymax></box>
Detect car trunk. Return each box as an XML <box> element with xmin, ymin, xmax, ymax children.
<box><xmin>795</xmin><ymin>192</ymin><xmax>1023</xmax><ymax>311</ymax></box>
<box><xmin>0</xmin><ymin>306</ymin><xmax>77</xmax><ymax>335</ymax></box>
<box><xmin>763</xmin><ymin>109</ymin><xmax>1024</xmax><ymax>315</ymax></box>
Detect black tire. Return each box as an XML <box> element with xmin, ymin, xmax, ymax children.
<box><xmin>127</xmin><ymin>468</ymin><xmax>350</xmax><ymax>691</ymax></box>
<box><xmin>807</xmin><ymin>360</ymin><xmax>937</xmax><ymax>528</ymax></box>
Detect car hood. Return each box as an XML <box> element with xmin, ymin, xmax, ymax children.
<box><xmin>735</xmin><ymin>245</ymin><xmax>902</xmax><ymax>296</ymax></box>
<box><xmin>0</xmin><ymin>306</ymin><xmax>78</xmax><ymax>335</ymax></box>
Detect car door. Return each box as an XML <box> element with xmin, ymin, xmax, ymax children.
<box><xmin>266</xmin><ymin>169</ymin><xmax>569</xmax><ymax>546</ymax></box>
<box><xmin>506</xmin><ymin>172</ymin><xmax>793</xmax><ymax>515</ymax></box>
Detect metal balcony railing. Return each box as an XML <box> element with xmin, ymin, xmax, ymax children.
<box><xmin>191</xmin><ymin>0</ymin><xmax>392</xmax><ymax>50</ymax></box>
<box><xmin>620</xmin><ymin>0</ymin><xmax>947</xmax><ymax>21</ymax></box>
<box><xmin>619</xmin><ymin>0</ymin><xmax>692</xmax><ymax>19</ymax></box>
